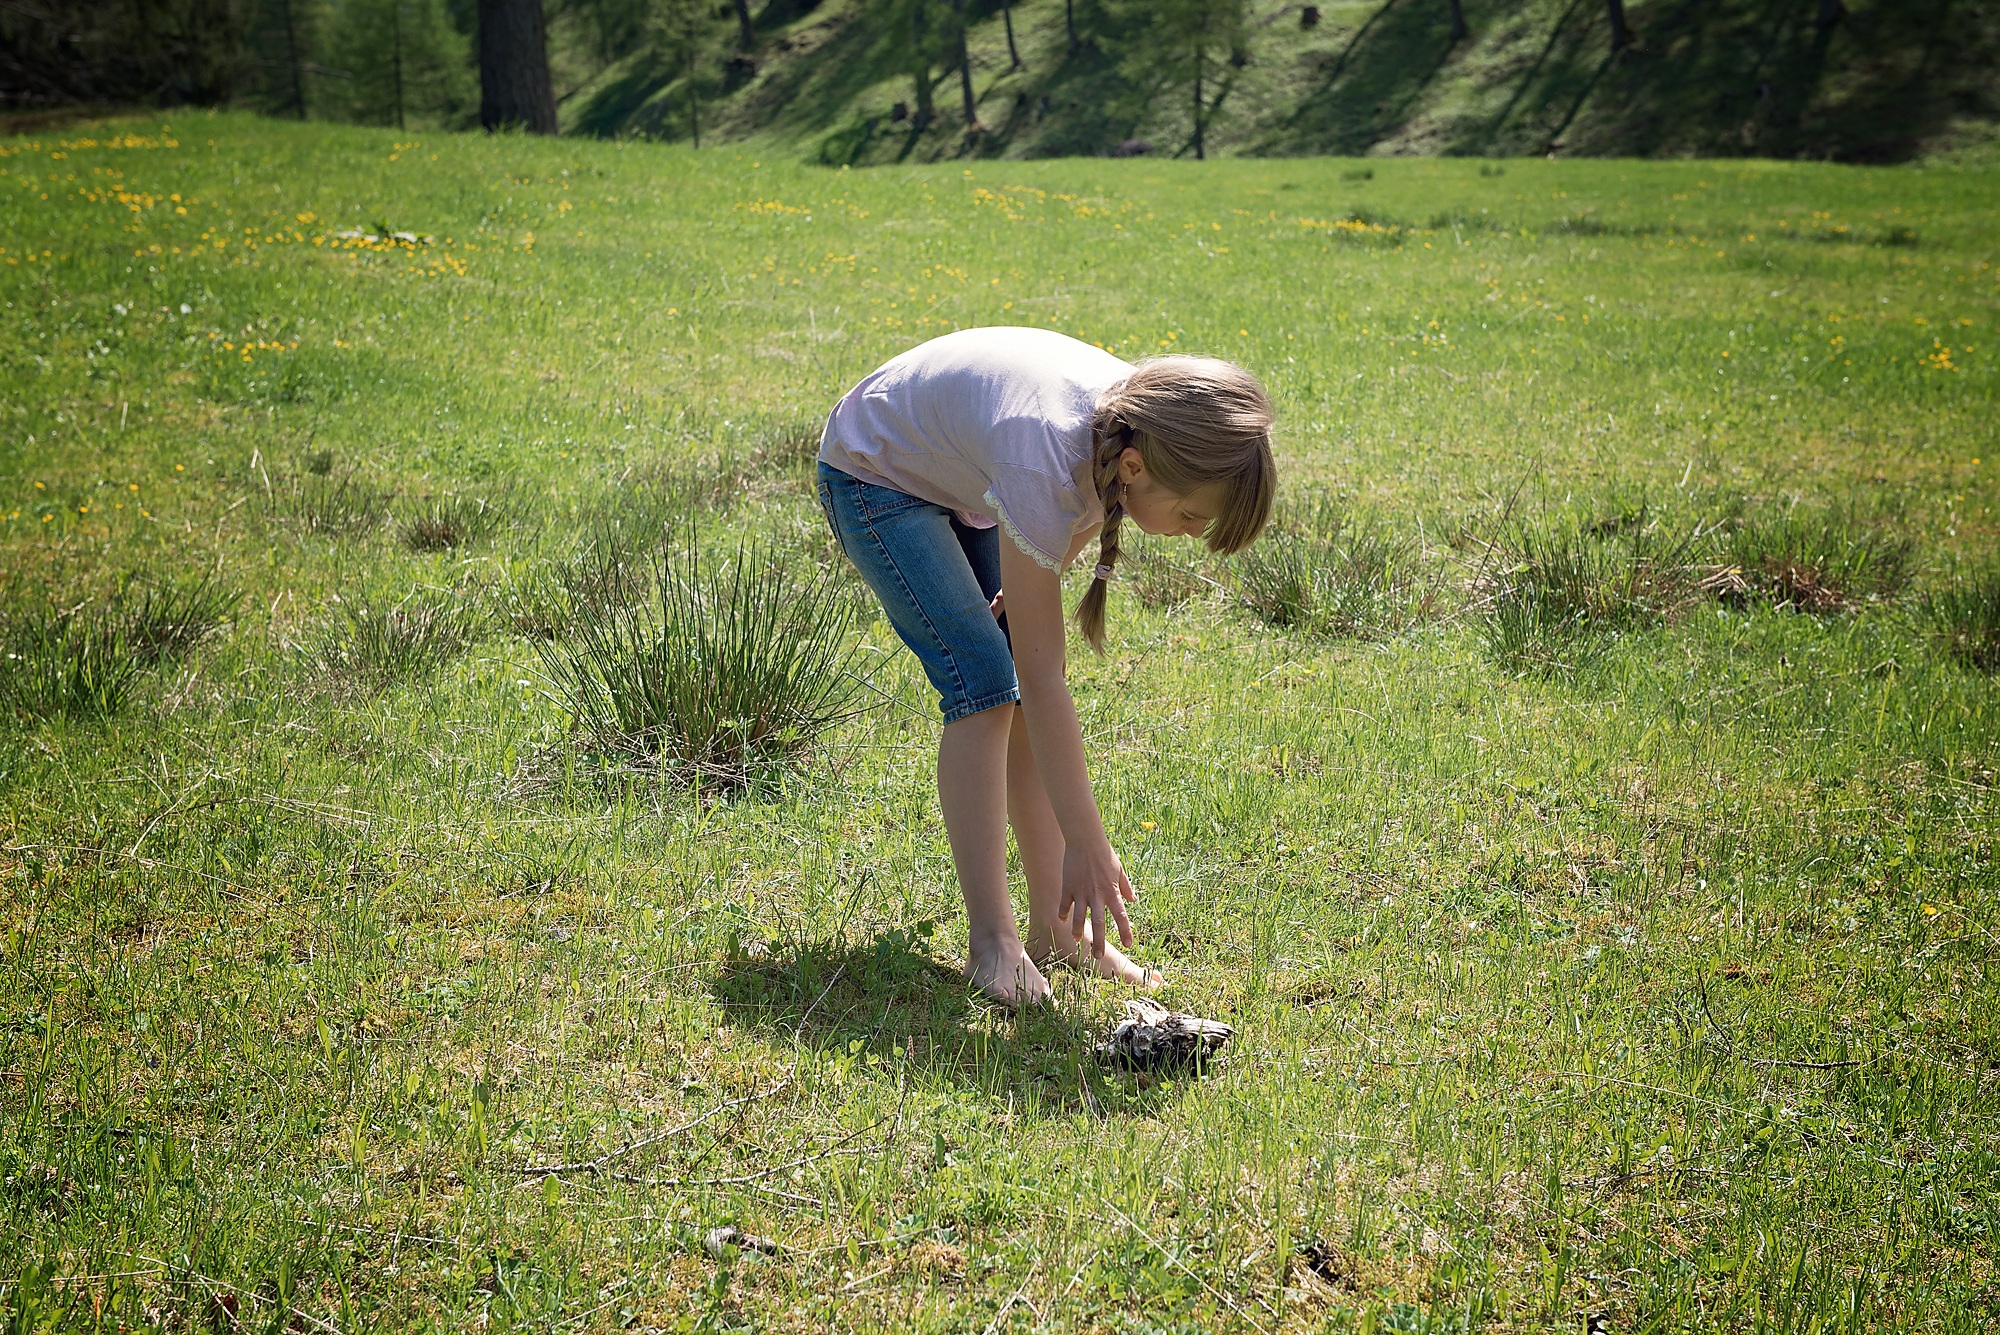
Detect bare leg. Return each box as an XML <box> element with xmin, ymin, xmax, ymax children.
<box><xmin>938</xmin><ymin>704</ymin><xmax>1049</xmax><ymax>1006</ymax></box>
<box><xmin>1008</xmin><ymin>707</ymin><xmax>1163</xmax><ymax>988</ymax></box>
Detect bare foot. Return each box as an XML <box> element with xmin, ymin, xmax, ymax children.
<box><xmin>965</xmin><ymin>939</ymin><xmax>1051</xmax><ymax>1007</ymax></box>
<box><xmin>1024</xmin><ymin>920</ymin><xmax>1165</xmax><ymax>990</ymax></box>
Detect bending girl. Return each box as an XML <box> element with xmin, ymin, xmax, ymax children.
<box><xmin>816</xmin><ymin>326</ymin><xmax>1275</xmax><ymax>1005</ymax></box>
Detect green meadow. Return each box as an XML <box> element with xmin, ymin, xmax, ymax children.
<box><xmin>1</xmin><ymin>112</ymin><xmax>1996</xmax><ymax>1331</ymax></box>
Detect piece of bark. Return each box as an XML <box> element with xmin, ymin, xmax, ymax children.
<box><xmin>705</xmin><ymin>1225</ymin><xmax>779</xmax><ymax>1258</ymax></box>
<box><xmin>1094</xmin><ymin>998</ymin><xmax>1233</xmax><ymax>1072</ymax></box>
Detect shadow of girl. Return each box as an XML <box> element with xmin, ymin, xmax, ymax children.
<box><xmin>709</xmin><ymin>928</ymin><xmax>1186</xmax><ymax>1120</ymax></box>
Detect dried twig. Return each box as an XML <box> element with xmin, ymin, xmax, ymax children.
<box><xmin>509</xmin><ymin>1079</ymin><xmax>789</xmax><ymax>1181</ymax></box>
<box><xmin>1699</xmin><ymin>982</ymin><xmax>1865</xmax><ymax>1071</ymax></box>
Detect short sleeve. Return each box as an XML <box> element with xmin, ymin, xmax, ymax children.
<box><xmin>983</xmin><ymin>461</ymin><xmax>1091</xmax><ymax>572</ymax></box>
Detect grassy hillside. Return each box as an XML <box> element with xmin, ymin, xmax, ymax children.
<box><xmin>563</xmin><ymin>0</ymin><xmax>2000</xmax><ymax>164</ymax></box>
<box><xmin>2</xmin><ymin>114</ymin><xmax>1998</xmax><ymax>1330</ymax></box>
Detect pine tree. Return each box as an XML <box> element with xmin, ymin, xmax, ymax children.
<box><xmin>1104</xmin><ymin>0</ymin><xmax>1246</xmax><ymax>159</ymax></box>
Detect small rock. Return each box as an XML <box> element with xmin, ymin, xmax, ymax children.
<box><xmin>1094</xmin><ymin>998</ymin><xmax>1233</xmax><ymax>1072</ymax></box>
<box><xmin>705</xmin><ymin>1224</ymin><xmax>779</xmax><ymax>1258</ymax></box>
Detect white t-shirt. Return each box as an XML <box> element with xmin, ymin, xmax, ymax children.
<box><xmin>817</xmin><ymin>326</ymin><xmax>1133</xmax><ymax>571</ymax></box>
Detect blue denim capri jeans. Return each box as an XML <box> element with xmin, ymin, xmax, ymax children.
<box><xmin>816</xmin><ymin>462</ymin><xmax>1018</xmax><ymax>724</ymax></box>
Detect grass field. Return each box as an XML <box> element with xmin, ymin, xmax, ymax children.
<box><xmin>1</xmin><ymin>112</ymin><xmax>1997</xmax><ymax>1332</ymax></box>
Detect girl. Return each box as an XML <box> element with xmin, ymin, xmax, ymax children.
<box><xmin>816</xmin><ymin>326</ymin><xmax>1275</xmax><ymax>1005</ymax></box>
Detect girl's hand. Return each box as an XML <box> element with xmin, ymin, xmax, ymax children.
<box><xmin>1061</xmin><ymin>838</ymin><xmax>1135</xmax><ymax>956</ymax></box>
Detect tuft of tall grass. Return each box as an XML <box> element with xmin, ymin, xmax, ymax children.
<box><xmin>532</xmin><ymin>539</ymin><xmax>862</xmax><ymax>785</ymax></box>
<box><xmin>0</xmin><ymin>575</ymin><xmax>240</xmax><ymax>720</ymax></box>
<box><xmin>398</xmin><ymin>491</ymin><xmax>514</xmax><ymax>552</ymax></box>
<box><xmin>119</xmin><ymin>572</ymin><xmax>241</xmax><ymax>663</ymax></box>
<box><xmin>1716</xmin><ymin>504</ymin><xmax>1914</xmax><ymax>612</ymax></box>
<box><xmin>1471</xmin><ymin>503</ymin><xmax>1709</xmax><ymax>674</ymax></box>
<box><xmin>1920</xmin><ymin>569</ymin><xmax>2000</xmax><ymax>673</ymax></box>
<box><xmin>1120</xmin><ymin>534</ymin><xmax>1216</xmax><ymax>611</ymax></box>
<box><xmin>0</xmin><ymin>606</ymin><xmax>144</xmax><ymax>720</ymax></box>
<box><xmin>307</xmin><ymin>590</ymin><xmax>482</xmax><ymax>690</ymax></box>
<box><xmin>282</xmin><ymin>472</ymin><xmax>387</xmax><ymax>536</ymax></box>
<box><xmin>1231</xmin><ymin>497</ymin><xmax>1435</xmax><ymax>639</ymax></box>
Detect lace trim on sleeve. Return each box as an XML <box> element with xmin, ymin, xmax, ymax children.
<box><xmin>982</xmin><ymin>487</ymin><xmax>1064</xmax><ymax>572</ymax></box>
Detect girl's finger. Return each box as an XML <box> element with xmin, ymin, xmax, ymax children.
<box><xmin>1109</xmin><ymin>891</ymin><xmax>1134</xmax><ymax>948</ymax></box>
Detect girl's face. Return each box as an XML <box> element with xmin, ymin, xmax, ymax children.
<box><xmin>1116</xmin><ymin>447</ymin><xmax>1226</xmax><ymax>540</ymax></box>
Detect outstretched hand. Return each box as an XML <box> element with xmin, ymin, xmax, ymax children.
<box><xmin>1060</xmin><ymin>838</ymin><xmax>1135</xmax><ymax>957</ymax></box>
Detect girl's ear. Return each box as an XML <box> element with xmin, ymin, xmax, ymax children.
<box><xmin>1115</xmin><ymin>446</ymin><xmax>1146</xmax><ymax>485</ymax></box>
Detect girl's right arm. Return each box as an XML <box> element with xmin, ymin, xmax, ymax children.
<box><xmin>997</xmin><ymin>538</ymin><xmax>1137</xmax><ymax>955</ymax></box>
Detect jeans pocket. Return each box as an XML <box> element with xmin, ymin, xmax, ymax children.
<box><xmin>854</xmin><ymin>479</ymin><xmax>932</xmax><ymax>524</ymax></box>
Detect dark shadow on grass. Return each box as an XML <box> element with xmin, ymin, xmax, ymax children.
<box><xmin>710</xmin><ymin>931</ymin><xmax>1196</xmax><ymax>1120</ymax></box>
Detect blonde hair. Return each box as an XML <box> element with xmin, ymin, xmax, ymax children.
<box><xmin>1076</xmin><ymin>355</ymin><xmax>1276</xmax><ymax>652</ymax></box>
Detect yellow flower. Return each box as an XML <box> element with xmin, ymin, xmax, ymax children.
<box><xmin>1141</xmin><ymin>821</ymin><xmax>1157</xmax><ymax>831</ymax></box>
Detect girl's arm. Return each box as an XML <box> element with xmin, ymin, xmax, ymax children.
<box><xmin>997</xmin><ymin>538</ymin><xmax>1136</xmax><ymax>955</ymax></box>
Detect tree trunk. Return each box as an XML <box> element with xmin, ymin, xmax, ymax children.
<box><xmin>952</xmin><ymin>0</ymin><xmax>976</xmax><ymax>128</ymax></box>
<box><xmin>1447</xmin><ymin>0</ymin><xmax>1466</xmax><ymax>43</ymax></box>
<box><xmin>1065</xmin><ymin>0</ymin><xmax>1078</xmax><ymax>54</ymax></box>
<box><xmin>1814</xmin><ymin>0</ymin><xmax>1845</xmax><ymax>29</ymax></box>
<box><xmin>733</xmin><ymin>0</ymin><xmax>755</xmax><ymax>50</ymax></box>
<box><xmin>1604</xmin><ymin>0</ymin><xmax>1630</xmax><ymax>51</ymax></box>
<box><xmin>910</xmin><ymin>0</ymin><xmax>934</xmax><ymax>129</ymax></box>
<box><xmin>391</xmin><ymin>0</ymin><xmax>405</xmax><ymax>129</ymax></box>
<box><xmin>1191</xmin><ymin>42</ymin><xmax>1204</xmax><ymax>160</ymax></box>
<box><xmin>279</xmin><ymin>0</ymin><xmax>307</xmax><ymax>118</ymax></box>
<box><xmin>478</xmin><ymin>0</ymin><xmax>557</xmax><ymax>133</ymax></box>
<box><xmin>1001</xmin><ymin>0</ymin><xmax>1022</xmax><ymax>69</ymax></box>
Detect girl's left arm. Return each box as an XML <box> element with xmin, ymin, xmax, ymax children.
<box><xmin>997</xmin><ymin>538</ymin><xmax>1136</xmax><ymax>954</ymax></box>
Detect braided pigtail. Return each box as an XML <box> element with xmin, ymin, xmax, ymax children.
<box><xmin>1073</xmin><ymin>421</ymin><xmax>1129</xmax><ymax>653</ymax></box>
<box><xmin>1073</xmin><ymin>355</ymin><xmax>1276</xmax><ymax>654</ymax></box>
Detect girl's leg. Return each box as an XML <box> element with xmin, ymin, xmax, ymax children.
<box><xmin>940</xmin><ymin>704</ymin><xmax>1049</xmax><ymax>1006</ymax></box>
<box><xmin>1009</xmin><ymin>706</ymin><xmax>1162</xmax><ymax>987</ymax></box>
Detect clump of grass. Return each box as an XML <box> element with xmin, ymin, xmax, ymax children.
<box><xmin>283</xmin><ymin>472</ymin><xmax>387</xmax><ymax>535</ymax></box>
<box><xmin>308</xmin><ymin>590</ymin><xmax>482</xmax><ymax>690</ymax></box>
<box><xmin>398</xmin><ymin>492</ymin><xmax>513</xmax><ymax>552</ymax></box>
<box><xmin>1715</xmin><ymin>503</ymin><xmax>1914</xmax><ymax>612</ymax></box>
<box><xmin>1471</xmin><ymin>503</ymin><xmax>1709</xmax><ymax>674</ymax></box>
<box><xmin>1120</xmin><ymin>535</ymin><xmax>1215</xmax><ymax>610</ymax></box>
<box><xmin>1546</xmin><ymin>214</ymin><xmax>1661</xmax><ymax>238</ymax></box>
<box><xmin>0</xmin><ymin>575</ymin><xmax>240</xmax><ymax>720</ymax></box>
<box><xmin>119</xmin><ymin>573</ymin><xmax>241</xmax><ymax>663</ymax></box>
<box><xmin>506</xmin><ymin>532</ymin><xmax>650</xmax><ymax>640</ymax></box>
<box><xmin>532</xmin><ymin>539</ymin><xmax>862</xmax><ymax>786</ymax></box>
<box><xmin>0</xmin><ymin>606</ymin><xmax>144</xmax><ymax>720</ymax></box>
<box><xmin>1920</xmin><ymin>569</ymin><xmax>2000</xmax><ymax>672</ymax></box>
<box><xmin>1231</xmin><ymin>497</ymin><xmax>1434</xmax><ymax>639</ymax></box>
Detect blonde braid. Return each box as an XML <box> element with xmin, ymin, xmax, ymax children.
<box><xmin>1072</xmin><ymin>355</ymin><xmax>1276</xmax><ymax>653</ymax></box>
<box><xmin>1074</xmin><ymin>420</ymin><xmax>1129</xmax><ymax>653</ymax></box>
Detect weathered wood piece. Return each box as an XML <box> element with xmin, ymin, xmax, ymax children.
<box><xmin>1094</xmin><ymin>998</ymin><xmax>1234</xmax><ymax>1072</ymax></box>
